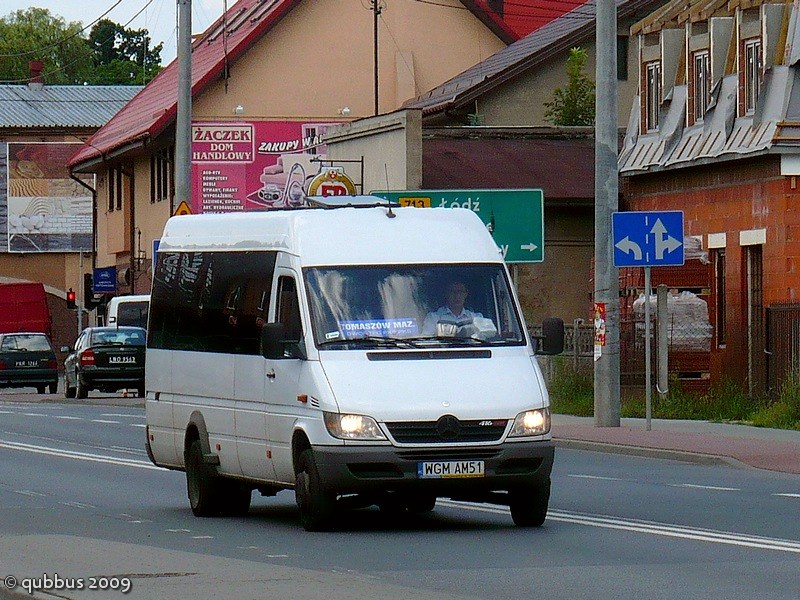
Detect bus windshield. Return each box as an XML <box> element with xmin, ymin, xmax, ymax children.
<box><xmin>304</xmin><ymin>264</ymin><xmax>526</xmax><ymax>349</ymax></box>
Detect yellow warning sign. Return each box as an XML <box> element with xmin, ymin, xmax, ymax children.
<box><xmin>174</xmin><ymin>200</ymin><xmax>193</xmax><ymax>216</ymax></box>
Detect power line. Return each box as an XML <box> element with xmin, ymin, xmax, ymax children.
<box><xmin>0</xmin><ymin>0</ymin><xmax>155</xmax><ymax>85</ymax></box>
<box><xmin>0</xmin><ymin>0</ymin><xmax>124</xmax><ymax>59</ymax></box>
<box><xmin>410</xmin><ymin>0</ymin><xmax>596</xmax><ymax>20</ymax></box>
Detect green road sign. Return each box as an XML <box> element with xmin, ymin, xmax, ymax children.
<box><xmin>371</xmin><ymin>189</ymin><xmax>544</xmax><ymax>263</ymax></box>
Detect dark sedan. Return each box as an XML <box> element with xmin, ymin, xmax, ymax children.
<box><xmin>0</xmin><ymin>332</ymin><xmax>59</xmax><ymax>394</ymax></box>
<box><xmin>64</xmin><ymin>326</ymin><xmax>146</xmax><ymax>399</ymax></box>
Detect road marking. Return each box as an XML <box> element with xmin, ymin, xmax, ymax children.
<box><xmin>773</xmin><ymin>493</ymin><xmax>800</xmax><ymax>498</ymax></box>
<box><xmin>101</xmin><ymin>413</ymin><xmax>145</xmax><ymax>419</ymax></box>
<box><xmin>439</xmin><ymin>501</ymin><xmax>800</xmax><ymax>554</ymax></box>
<box><xmin>23</xmin><ymin>413</ymin><xmax>47</xmax><ymax>417</ymax></box>
<box><xmin>130</xmin><ymin>423</ymin><xmax>147</xmax><ymax>428</ymax></box>
<box><xmin>0</xmin><ymin>410</ymin><xmax>13</xmax><ymax>414</ymax></box>
<box><xmin>166</xmin><ymin>529</ymin><xmax>191</xmax><ymax>533</ymax></box>
<box><xmin>54</xmin><ymin>416</ymin><xmax>82</xmax><ymax>420</ymax></box>
<box><xmin>14</xmin><ymin>489</ymin><xmax>47</xmax><ymax>497</ymax></box>
<box><xmin>0</xmin><ymin>439</ymin><xmax>163</xmax><ymax>470</ymax></box>
<box><xmin>91</xmin><ymin>419</ymin><xmax>120</xmax><ymax>424</ymax></box>
<box><xmin>671</xmin><ymin>484</ymin><xmax>740</xmax><ymax>491</ymax></box>
<box><xmin>61</xmin><ymin>501</ymin><xmax>96</xmax><ymax>509</ymax></box>
<box><xmin>568</xmin><ymin>474</ymin><xmax>623</xmax><ymax>481</ymax></box>
<box><xmin>192</xmin><ymin>536</ymin><xmax>214</xmax><ymax>539</ymax></box>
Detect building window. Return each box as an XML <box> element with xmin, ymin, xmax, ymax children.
<box><xmin>109</xmin><ymin>167</ymin><xmax>123</xmax><ymax>212</ymax></box>
<box><xmin>150</xmin><ymin>147</ymin><xmax>174</xmax><ymax>204</ymax></box>
<box><xmin>713</xmin><ymin>249</ymin><xmax>726</xmax><ymax>346</ymax></box>
<box><xmin>693</xmin><ymin>50</ymin><xmax>710</xmax><ymax>122</ymax></box>
<box><xmin>646</xmin><ymin>61</ymin><xmax>661</xmax><ymax>131</ymax></box>
<box><xmin>744</xmin><ymin>38</ymin><xmax>762</xmax><ymax>114</ymax></box>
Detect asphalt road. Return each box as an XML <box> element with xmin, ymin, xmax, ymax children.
<box><xmin>1</xmin><ymin>391</ymin><xmax>799</xmax><ymax>599</ymax></box>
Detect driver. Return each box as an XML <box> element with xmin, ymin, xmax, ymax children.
<box><xmin>422</xmin><ymin>280</ymin><xmax>484</xmax><ymax>335</ymax></box>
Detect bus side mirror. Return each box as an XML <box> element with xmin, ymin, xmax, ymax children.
<box><xmin>260</xmin><ymin>323</ymin><xmax>306</xmax><ymax>360</ymax></box>
<box><xmin>537</xmin><ymin>317</ymin><xmax>565</xmax><ymax>356</ymax></box>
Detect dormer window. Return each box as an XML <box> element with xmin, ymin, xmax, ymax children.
<box><xmin>744</xmin><ymin>38</ymin><xmax>762</xmax><ymax>114</ymax></box>
<box><xmin>693</xmin><ymin>50</ymin><xmax>710</xmax><ymax>123</ymax></box>
<box><xmin>646</xmin><ymin>61</ymin><xmax>662</xmax><ymax>131</ymax></box>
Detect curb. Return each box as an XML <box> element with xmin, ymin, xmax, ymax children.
<box><xmin>553</xmin><ymin>438</ymin><xmax>752</xmax><ymax>470</ymax></box>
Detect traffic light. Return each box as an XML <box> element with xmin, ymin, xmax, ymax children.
<box><xmin>83</xmin><ymin>273</ymin><xmax>100</xmax><ymax>309</ymax></box>
<box><xmin>66</xmin><ymin>288</ymin><xmax>76</xmax><ymax>309</ymax></box>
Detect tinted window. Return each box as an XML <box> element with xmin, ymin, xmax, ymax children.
<box><xmin>149</xmin><ymin>250</ymin><xmax>277</xmax><ymax>354</ymax></box>
<box><xmin>91</xmin><ymin>327</ymin><xmax>146</xmax><ymax>347</ymax></box>
<box><xmin>116</xmin><ymin>301</ymin><xmax>149</xmax><ymax>328</ymax></box>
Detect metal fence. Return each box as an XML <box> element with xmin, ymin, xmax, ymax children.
<box><xmin>767</xmin><ymin>303</ymin><xmax>800</xmax><ymax>396</ymax></box>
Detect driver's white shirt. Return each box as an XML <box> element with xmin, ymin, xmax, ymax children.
<box><xmin>422</xmin><ymin>306</ymin><xmax>483</xmax><ymax>335</ymax></box>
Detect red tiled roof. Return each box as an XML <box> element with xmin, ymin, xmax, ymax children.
<box><xmin>69</xmin><ymin>0</ymin><xmax>302</xmax><ymax>169</ymax></box>
<box><xmin>463</xmin><ymin>0</ymin><xmax>588</xmax><ymax>41</ymax></box>
<box><xmin>69</xmin><ymin>0</ymin><xmax>584</xmax><ymax>170</ymax></box>
<box><xmin>422</xmin><ymin>134</ymin><xmax>595</xmax><ymax>200</ymax></box>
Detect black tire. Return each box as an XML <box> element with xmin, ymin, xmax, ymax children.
<box><xmin>76</xmin><ymin>375</ymin><xmax>89</xmax><ymax>399</ymax></box>
<box><xmin>36</xmin><ymin>385</ymin><xmax>46</xmax><ymax>394</ymax></box>
<box><xmin>295</xmin><ymin>449</ymin><xmax>336</xmax><ymax>531</ymax></box>
<box><xmin>48</xmin><ymin>382</ymin><xmax>57</xmax><ymax>394</ymax></box>
<box><xmin>137</xmin><ymin>385</ymin><xmax>145</xmax><ymax>398</ymax></box>
<box><xmin>185</xmin><ymin>439</ymin><xmax>223</xmax><ymax>517</ymax></box>
<box><xmin>509</xmin><ymin>477</ymin><xmax>551</xmax><ymax>527</ymax></box>
<box><xmin>64</xmin><ymin>384</ymin><xmax>76</xmax><ymax>399</ymax></box>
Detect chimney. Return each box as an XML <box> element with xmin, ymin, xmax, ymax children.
<box><xmin>29</xmin><ymin>61</ymin><xmax>44</xmax><ymax>90</ymax></box>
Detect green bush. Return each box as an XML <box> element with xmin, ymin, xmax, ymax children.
<box><xmin>749</xmin><ymin>370</ymin><xmax>800</xmax><ymax>430</ymax></box>
<box><xmin>547</xmin><ymin>358</ymin><xmax>800</xmax><ymax>430</ymax></box>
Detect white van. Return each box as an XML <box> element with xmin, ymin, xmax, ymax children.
<box><xmin>107</xmin><ymin>294</ymin><xmax>150</xmax><ymax>329</ymax></box>
<box><xmin>144</xmin><ymin>198</ymin><xmax>563</xmax><ymax>531</ymax></box>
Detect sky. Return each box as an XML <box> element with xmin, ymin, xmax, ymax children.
<box><xmin>2</xmin><ymin>0</ymin><xmax>226</xmax><ymax>65</ymax></box>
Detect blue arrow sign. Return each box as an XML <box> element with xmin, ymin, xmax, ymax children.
<box><xmin>612</xmin><ymin>211</ymin><xmax>685</xmax><ymax>267</ymax></box>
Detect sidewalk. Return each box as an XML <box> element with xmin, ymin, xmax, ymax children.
<box><xmin>552</xmin><ymin>414</ymin><xmax>800</xmax><ymax>474</ymax></box>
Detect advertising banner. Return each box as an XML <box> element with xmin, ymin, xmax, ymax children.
<box><xmin>5</xmin><ymin>143</ymin><xmax>93</xmax><ymax>253</ymax></box>
<box><xmin>190</xmin><ymin>120</ymin><xmax>352</xmax><ymax>214</ymax></box>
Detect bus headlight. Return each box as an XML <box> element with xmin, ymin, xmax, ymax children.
<box><xmin>509</xmin><ymin>407</ymin><xmax>550</xmax><ymax>437</ymax></box>
<box><xmin>324</xmin><ymin>412</ymin><xmax>386</xmax><ymax>440</ymax></box>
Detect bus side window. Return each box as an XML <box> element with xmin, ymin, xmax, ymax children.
<box><xmin>277</xmin><ymin>277</ymin><xmax>302</xmax><ymax>342</ymax></box>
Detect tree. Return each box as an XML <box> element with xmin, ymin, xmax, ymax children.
<box><xmin>0</xmin><ymin>8</ymin><xmax>93</xmax><ymax>84</ymax></box>
<box><xmin>88</xmin><ymin>19</ymin><xmax>163</xmax><ymax>85</ymax></box>
<box><xmin>0</xmin><ymin>9</ymin><xmax>162</xmax><ymax>85</ymax></box>
<box><xmin>543</xmin><ymin>47</ymin><xmax>596</xmax><ymax>126</ymax></box>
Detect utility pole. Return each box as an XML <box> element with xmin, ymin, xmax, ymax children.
<box><xmin>371</xmin><ymin>0</ymin><xmax>382</xmax><ymax>116</ymax></box>
<box><xmin>594</xmin><ymin>0</ymin><xmax>621</xmax><ymax>426</ymax></box>
<box><xmin>174</xmin><ymin>0</ymin><xmax>193</xmax><ymax>215</ymax></box>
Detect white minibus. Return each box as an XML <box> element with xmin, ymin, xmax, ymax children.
<box><xmin>145</xmin><ymin>198</ymin><xmax>563</xmax><ymax>530</ymax></box>
<box><xmin>107</xmin><ymin>294</ymin><xmax>150</xmax><ymax>329</ymax></box>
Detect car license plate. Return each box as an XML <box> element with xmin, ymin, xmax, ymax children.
<box><xmin>417</xmin><ymin>460</ymin><xmax>484</xmax><ymax>479</ymax></box>
<box><xmin>109</xmin><ymin>356</ymin><xmax>135</xmax><ymax>364</ymax></box>
<box><xmin>15</xmin><ymin>360</ymin><xmax>38</xmax><ymax>367</ymax></box>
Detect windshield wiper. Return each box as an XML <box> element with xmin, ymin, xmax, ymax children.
<box><xmin>318</xmin><ymin>336</ymin><xmax>420</xmax><ymax>349</ymax></box>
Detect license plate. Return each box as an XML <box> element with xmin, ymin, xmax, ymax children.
<box><xmin>15</xmin><ymin>360</ymin><xmax>38</xmax><ymax>367</ymax></box>
<box><xmin>109</xmin><ymin>356</ymin><xmax>136</xmax><ymax>364</ymax></box>
<box><xmin>418</xmin><ymin>460</ymin><xmax>485</xmax><ymax>479</ymax></box>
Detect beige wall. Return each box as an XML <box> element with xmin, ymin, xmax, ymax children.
<box><xmin>324</xmin><ymin>110</ymin><xmax>423</xmax><ymax>193</ymax></box>
<box><xmin>193</xmin><ymin>0</ymin><xmax>505</xmax><ymax>120</ymax></box>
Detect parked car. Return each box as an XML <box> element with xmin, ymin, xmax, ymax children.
<box><xmin>64</xmin><ymin>326</ymin><xmax>146</xmax><ymax>399</ymax></box>
<box><xmin>0</xmin><ymin>332</ymin><xmax>59</xmax><ymax>394</ymax></box>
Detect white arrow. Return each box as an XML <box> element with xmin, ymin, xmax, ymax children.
<box><xmin>520</xmin><ymin>242</ymin><xmax>538</xmax><ymax>252</ymax></box>
<box><xmin>651</xmin><ymin>219</ymin><xmax>682</xmax><ymax>260</ymax></box>
<box><xmin>615</xmin><ymin>236</ymin><xmax>642</xmax><ymax>260</ymax></box>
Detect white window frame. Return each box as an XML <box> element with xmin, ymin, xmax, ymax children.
<box><xmin>744</xmin><ymin>38</ymin><xmax>762</xmax><ymax>115</ymax></box>
<box><xmin>693</xmin><ymin>50</ymin><xmax>710</xmax><ymax>122</ymax></box>
<box><xmin>646</xmin><ymin>61</ymin><xmax>662</xmax><ymax>131</ymax></box>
